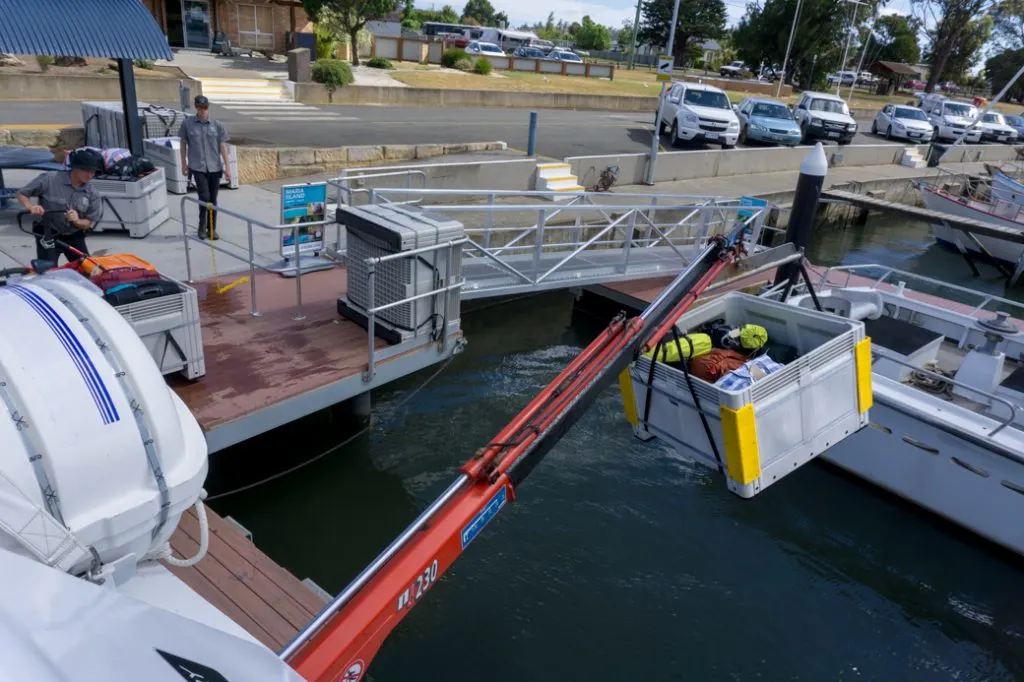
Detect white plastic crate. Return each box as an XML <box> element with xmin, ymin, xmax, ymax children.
<box><xmin>114</xmin><ymin>275</ymin><xmax>205</xmax><ymax>380</ymax></box>
<box><xmin>82</xmin><ymin>101</ymin><xmax>186</xmax><ymax>148</ymax></box>
<box><xmin>627</xmin><ymin>292</ymin><xmax>872</xmax><ymax>499</ymax></box>
<box><xmin>91</xmin><ymin>169</ymin><xmax>169</xmax><ymax>238</ymax></box>
<box><xmin>144</xmin><ymin>137</ymin><xmax>240</xmax><ymax>195</ymax></box>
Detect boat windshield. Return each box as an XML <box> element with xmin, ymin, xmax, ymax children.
<box><xmin>809</xmin><ymin>98</ymin><xmax>848</xmax><ymax>115</ymax></box>
<box><xmin>944</xmin><ymin>103</ymin><xmax>975</xmax><ymax>117</ymax></box>
<box><xmin>894</xmin><ymin>107</ymin><xmax>927</xmax><ymax>121</ymax></box>
<box><xmin>685</xmin><ymin>89</ymin><xmax>730</xmax><ymax>109</ymax></box>
<box><xmin>751</xmin><ymin>102</ymin><xmax>793</xmax><ymax>120</ymax></box>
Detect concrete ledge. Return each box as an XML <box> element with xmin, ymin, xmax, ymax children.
<box><xmin>237</xmin><ymin>141</ymin><xmax>510</xmax><ymax>183</ymax></box>
<box><xmin>0</xmin><ymin>126</ymin><xmax>86</xmax><ymax>154</ymax></box>
<box><xmin>295</xmin><ymin>83</ymin><xmax>659</xmax><ymax>112</ymax></box>
<box><xmin>0</xmin><ymin>72</ymin><xmax>201</xmax><ymax>102</ymax></box>
<box><xmin>567</xmin><ymin>143</ymin><xmax>1024</xmax><ymax>186</ymax></box>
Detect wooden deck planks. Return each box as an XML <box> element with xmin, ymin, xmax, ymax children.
<box><xmin>170</xmin><ymin>267</ymin><xmax>387</xmax><ymax>433</ymax></box>
<box><xmin>165</xmin><ymin>506</ymin><xmax>326</xmax><ymax>651</ymax></box>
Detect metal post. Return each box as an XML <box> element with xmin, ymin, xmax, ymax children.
<box><xmin>116</xmin><ymin>58</ymin><xmax>144</xmax><ymax>157</ymax></box>
<box><xmin>365</xmin><ymin>266</ymin><xmax>377</xmax><ymax>383</ymax></box>
<box><xmin>836</xmin><ymin>0</ymin><xmax>866</xmax><ymax>97</ymax></box>
<box><xmin>484</xmin><ymin>193</ymin><xmax>495</xmax><ymax>249</ymax></box>
<box><xmin>527</xmin><ymin>112</ymin><xmax>538</xmax><ymax>157</ymax></box>
<box><xmin>774</xmin><ymin>143</ymin><xmax>828</xmax><ymax>285</ymax></box>
<box><xmin>623</xmin><ymin>209</ymin><xmax>637</xmax><ymax>272</ymax></box>
<box><xmin>532</xmin><ymin>209</ymin><xmax>547</xmax><ymax>283</ymax></box>
<box><xmin>848</xmin><ymin>30</ymin><xmax>872</xmax><ymax>102</ymax></box>
<box><xmin>628</xmin><ymin>0</ymin><xmax>642</xmax><ymax>70</ymax></box>
<box><xmin>181</xmin><ymin>199</ymin><xmax>194</xmax><ymax>283</ymax></box>
<box><xmin>247</xmin><ymin>221</ymin><xmax>261</xmax><ymax>317</ymax></box>
<box><xmin>775</xmin><ymin>0</ymin><xmax>803</xmax><ymax>99</ymax></box>
<box><xmin>441</xmin><ymin>242</ymin><xmax>453</xmax><ymax>352</ymax></box>
<box><xmin>292</xmin><ymin>224</ymin><xmax>305</xmax><ymax>321</ymax></box>
<box><xmin>645</xmin><ymin>0</ymin><xmax>683</xmax><ymax>185</ymax></box>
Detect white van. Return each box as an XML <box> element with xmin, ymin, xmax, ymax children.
<box><xmin>918</xmin><ymin>94</ymin><xmax>982</xmax><ymax>143</ymax></box>
<box><xmin>656</xmin><ymin>81</ymin><xmax>740</xmax><ymax>149</ymax></box>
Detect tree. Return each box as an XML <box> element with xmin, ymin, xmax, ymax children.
<box><xmin>986</xmin><ymin>48</ymin><xmax>1024</xmax><ymax>98</ymax></box>
<box><xmin>639</xmin><ymin>0</ymin><xmax>727</xmax><ymax>66</ymax></box>
<box><xmin>926</xmin><ymin>16</ymin><xmax>991</xmax><ymax>83</ymax></box>
<box><xmin>461</xmin><ymin>0</ymin><xmax>496</xmax><ymax>25</ymax></box>
<box><xmin>494</xmin><ymin>10</ymin><xmax>509</xmax><ymax>27</ymax></box>
<box><xmin>575</xmin><ymin>16</ymin><xmax>612</xmax><ymax>50</ymax></box>
<box><xmin>873</xmin><ymin>14</ymin><xmax>921</xmax><ymax>64</ymax></box>
<box><xmin>912</xmin><ymin>0</ymin><xmax>993</xmax><ymax>91</ymax></box>
<box><xmin>400</xmin><ymin>0</ymin><xmax>419</xmax><ymax>30</ymax></box>
<box><xmin>732</xmin><ymin>0</ymin><xmax>849</xmax><ymax>88</ymax></box>
<box><xmin>993</xmin><ymin>0</ymin><xmax>1024</xmax><ymax>47</ymax></box>
<box><xmin>461</xmin><ymin>15</ymin><xmax>480</xmax><ymax>25</ymax></box>
<box><xmin>303</xmin><ymin>0</ymin><xmax>397</xmax><ymax>66</ymax></box>
<box><xmin>618</xmin><ymin>20</ymin><xmax>636</xmax><ymax>51</ymax></box>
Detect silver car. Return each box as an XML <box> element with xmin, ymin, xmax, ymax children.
<box><xmin>871</xmin><ymin>104</ymin><xmax>933</xmax><ymax>143</ymax></box>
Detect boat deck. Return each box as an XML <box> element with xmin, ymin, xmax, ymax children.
<box><xmin>169</xmin><ymin>266</ymin><xmax>456</xmax><ymax>453</ymax></box>
<box><xmin>166</xmin><ymin>505</ymin><xmax>326</xmax><ymax>651</ymax></box>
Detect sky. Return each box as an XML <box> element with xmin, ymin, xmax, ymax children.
<box><xmin>416</xmin><ymin>0</ymin><xmax>915</xmax><ymax>32</ymax></box>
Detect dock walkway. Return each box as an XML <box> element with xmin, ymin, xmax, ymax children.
<box><xmin>166</xmin><ymin>505</ymin><xmax>327</xmax><ymax>651</ymax></box>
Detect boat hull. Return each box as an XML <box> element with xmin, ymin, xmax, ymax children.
<box><xmin>821</xmin><ymin>398</ymin><xmax>1024</xmax><ymax>556</ymax></box>
<box><xmin>920</xmin><ymin>187</ymin><xmax>1024</xmax><ymax>264</ymax></box>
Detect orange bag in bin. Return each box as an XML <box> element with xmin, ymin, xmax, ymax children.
<box><xmin>77</xmin><ymin>254</ymin><xmax>160</xmax><ymax>289</ymax></box>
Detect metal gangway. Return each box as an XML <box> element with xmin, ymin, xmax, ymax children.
<box><xmin>329</xmin><ymin>182</ymin><xmax>774</xmax><ymax>300</ymax></box>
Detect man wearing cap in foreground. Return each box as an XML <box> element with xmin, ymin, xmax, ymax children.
<box><xmin>180</xmin><ymin>95</ymin><xmax>231</xmax><ymax>240</ymax></box>
<box><xmin>15</xmin><ymin>148</ymin><xmax>105</xmax><ymax>264</ymax></box>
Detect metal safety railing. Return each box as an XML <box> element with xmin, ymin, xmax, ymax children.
<box><xmin>343</xmin><ymin>187</ymin><xmax>771</xmax><ymax>297</ymax></box>
<box><xmin>179</xmin><ymin>196</ymin><xmax>335</xmax><ymax>320</ymax></box>
<box><xmin>180</xmin><ymin>196</ymin><xmax>466</xmax><ymax>382</ymax></box>
<box><xmin>817</xmin><ymin>264</ymin><xmax>1024</xmax><ymax>323</ymax></box>
<box><xmin>325</xmin><ymin>170</ymin><xmax>429</xmax><ymax>257</ymax></box>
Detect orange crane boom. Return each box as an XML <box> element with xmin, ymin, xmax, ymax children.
<box><xmin>282</xmin><ymin>233</ymin><xmax>742</xmax><ymax>682</ymax></box>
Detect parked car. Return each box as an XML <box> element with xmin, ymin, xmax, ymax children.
<box><xmin>1006</xmin><ymin>114</ymin><xmax>1024</xmax><ymax>138</ymax></box>
<box><xmin>791</xmin><ymin>91</ymin><xmax>857</xmax><ymax>145</ymax></box>
<box><xmin>826</xmin><ymin>71</ymin><xmax>857</xmax><ymax>86</ymax></box>
<box><xmin>918</xmin><ymin>93</ymin><xmax>983</xmax><ymax>143</ymax></box>
<box><xmin>734</xmin><ymin>97</ymin><xmax>802</xmax><ymax>146</ymax></box>
<box><xmin>546</xmin><ymin>49</ymin><xmax>583</xmax><ymax>62</ymax></box>
<box><xmin>465</xmin><ymin>41</ymin><xmax>506</xmax><ymax>57</ymax></box>
<box><xmin>719</xmin><ymin>61</ymin><xmax>746</xmax><ymax>78</ymax></box>
<box><xmin>513</xmin><ymin>45</ymin><xmax>546</xmax><ymax>58</ymax></box>
<box><xmin>656</xmin><ymin>81</ymin><xmax>740</xmax><ymax>149</ymax></box>
<box><xmin>978</xmin><ymin>111</ymin><xmax>1019</xmax><ymax>143</ymax></box>
<box><xmin>857</xmin><ymin>71</ymin><xmax>878</xmax><ymax>85</ymax></box>
<box><xmin>871</xmin><ymin>104</ymin><xmax>933</xmax><ymax>143</ymax></box>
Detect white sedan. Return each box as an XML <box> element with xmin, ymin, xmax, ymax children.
<box><xmin>871</xmin><ymin>104</ymin><xmax>933</xmax><ymax>143</ymax></box>
<box><xmin>465</xmin><ymin>41</ymin><xmax>506</xmax><ymax>57</ymax></box>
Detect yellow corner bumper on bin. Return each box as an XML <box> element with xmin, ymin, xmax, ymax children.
<box><xmin>855</xmin><ymin>337</ymin><xmax>873</xmax><ymax>414</ymax></box>
<box><xmin>719</xmin><ymin>403</ymin><xmax>761</xmax><ymax>485</ymax></box>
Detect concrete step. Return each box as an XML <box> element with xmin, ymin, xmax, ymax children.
<box><xmin>541</xmin><ymin>177</ymin><xmax>583</xmax><ymax>191</ymax></box>
<box><xmin>535</xmin><ymin>162</ymin><xmax>581</xmax><ymax>196</ymax></box>
<box><xmin>198</xmin><ymin>77</ymin><xmax>292</xmax><ymax>103</ymax></box>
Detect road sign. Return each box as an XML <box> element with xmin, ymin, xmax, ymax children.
<box><xmin>656</xmin><ymin>55</ymin><xmax>674</xmax><ymax>82</ymax></box>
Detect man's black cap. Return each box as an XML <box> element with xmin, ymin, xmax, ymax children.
<box><xmin>68</xmin><ymin>148</ymin><xmax>104</xmax><ymax>173</ymax></box>
<box><xmin>194</xmin><ymin>95</ymin><xmax>210</xmax><ymax>108</ymax></box>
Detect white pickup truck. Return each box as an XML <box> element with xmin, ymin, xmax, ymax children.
<box><xmin>656</xmin><ymin>81</ymin><xmax>740</xmax><ymax>149</ymax></box>
<box><xmin>719</xmin><ymin>61</ymin><xmax>746</xmax><ymax>78</ymax></box>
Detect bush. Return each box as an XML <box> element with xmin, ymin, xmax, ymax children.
<box><xmin>454</xmin><ymin>58</ymin><xmax>474</xmax><ymax>72</ymax></box>
<box><xmin>36</xmin><ymin>55</ymin><xmax>54</xmax><ymax>71</ymax></box>
<box><xmin>366</xmin><ymin>56</ymin><xmax>394</xmax><ymax>70</ymax></box>
<box><xmin>312</xmin><ymin>59</ymin><xmax>354</xmax><ymax>92</ymax></box>
<box><xmin>441</xmin><ymin>48</ymin><xmax>467</xmax><ymax>69</ymax></box>
<box><xmin>133</xmin><ymin>59</ymin><xmax>154</xmax><ymax>70</ymax></box>
<box><xmin>473</xmin><ymin>57</ymin><xmax>492</xmax><ymax>75</ymax></box>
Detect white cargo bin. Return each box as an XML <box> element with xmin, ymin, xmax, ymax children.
<box><xmin>113</xmin><ymin>275</ymin><xmax>205</xmax><ymax>380</ymax></box>
<box><xmin>90</xmin><ymin>168</ymin><xmax>170</xmax><ymax>238</ymax></box>
<box><xmin>144</xmin><ymin>138</ymin><xmax>240</xmax><ymax>195</ymax></box>
<box><xmin>626</xmin><ymin>292</ymin><xmax>872</xmax><ymax>498</ymax></box>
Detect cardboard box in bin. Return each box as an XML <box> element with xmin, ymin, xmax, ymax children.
<box><xmin>626</xmin><ymin>292</ymin><xmax>872</xmax><ymax>499</ymax></box>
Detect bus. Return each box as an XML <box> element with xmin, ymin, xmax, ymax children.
<box><xmin>422</xmin><ymin>22</ymin><xmax>483</xmax><ymax>40</ymax></box>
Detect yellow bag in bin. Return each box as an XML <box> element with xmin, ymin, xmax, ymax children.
<box><xmin>643</xmin><ymin>333</ymin><xmax>713</xmax><ymax>363</ymax></box>
<box><xmin>739</xmin><ymin>324</ymin><xmax>768</xmax><ymax>350</ymax></box>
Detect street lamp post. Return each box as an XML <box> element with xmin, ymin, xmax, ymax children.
<box><xmin>775</xmin><ymin>0</ymin><xmax>804</xmax><ymax>98</ymax></box>
<box><xmin>628</xmin><ymin>0</ymin><xmax>642</xmax><ymax>70</ymax></box>
<box><xmin>847</xmin><ymin>29</ymin><xmax>872</xmax><ymax>102</ymax></box>
<box><xmin>644</xmin><ymin>0</ymin><xmax>682</xmax><ymax>185</ymax></box>
<box><xmin>836</xmin><ymin>0</ymin><xmax>868</xmax><ymax>96</ymax></box>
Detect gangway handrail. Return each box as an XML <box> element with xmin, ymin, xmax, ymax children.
<box><xmin>362</xmin><ymin>186</ymin><xmax>751</xmax><ymax>204</ymax></box>
<box><xmin>817</xmin><ymin>263</ymin><xmax>1024</xmax><ymax>320</ymax></box>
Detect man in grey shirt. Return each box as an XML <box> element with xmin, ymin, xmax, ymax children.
<box><xmin>16</xmin><ymin>149</ymin><xmax>105</xmax><ymax>264</ymax></box>
<box><xmin>180</xmin><ymin>95</ymin><xmax>231</xmax><ymax>240</ymax></box>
